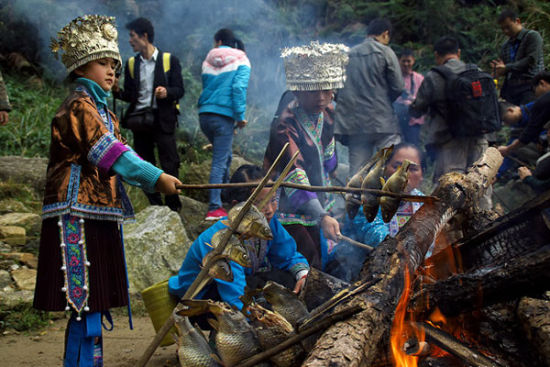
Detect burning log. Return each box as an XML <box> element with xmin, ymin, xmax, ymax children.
<box><xmin>411</xmin><ymin>245</ymin><xmax>550</xmax><ymax>316</ymax></box>
<box><xmin>302</xmin><ymin>148</ymin><xmax>503</xmax><ymax>366</ymax></box>
<box><xmin>414</xmin><ymin>322</ymin><xmax>505</xmax><ymax>367</ymax></box>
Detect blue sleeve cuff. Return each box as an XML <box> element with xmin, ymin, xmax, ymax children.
<box><xmin>112</xmin><ymin>151</ymin><xmax>163</xmax><ymax>193</ymax></box>
<box><xmin>234</xmin><ymin>112</ymin><xmax>245</xmax><ymax>121</ymax></box>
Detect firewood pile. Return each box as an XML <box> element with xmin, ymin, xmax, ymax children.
<box><xmin>298</xmin><ymin>147</ymin><xmax>550</xmax><ymax>367</ymax></box>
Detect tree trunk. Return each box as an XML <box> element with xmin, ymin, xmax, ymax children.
<box><xmin>302</xmin><ymin>148</ymin><xmax>503</xmax><ymax>367</ymax></box>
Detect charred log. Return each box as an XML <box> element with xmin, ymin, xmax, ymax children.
<box><xmin>517</xmin><ymin>296</ymin><xmax>550</xmax><ymax>367</ymax></box>
<box><xmin>411</xmin><ymin>245</ymin><xmax>550</xmax><ymax>316</ymax></box>
<box><xmin>299</xmin><ymin>268</ymin><xmax>351</xmax><ymax>311</ymax></box>
<box><xmin>302</xmin><ymin>148</ymin><xmax>503</xmax><ymax>366</ymax></box>
<box><xmin>415</xmin><ymin>322</ymin><xmax>505</xmax><ymax>367</ymax></box>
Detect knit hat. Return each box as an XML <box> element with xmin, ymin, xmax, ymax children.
<box><xmin>281</xmin><ymin>41</ymin><xmax>349</xmax><ymax>91</ymax></box>
<box><xmin>50</xmin><ymin>15</ymin><xmax>122</xmax><ymax>73</ymax></box>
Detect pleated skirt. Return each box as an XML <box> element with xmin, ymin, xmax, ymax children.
<box><xmin>33</xmin><ymin>217</ymin><xmax>129</xmax><ymax>312</ymax></box>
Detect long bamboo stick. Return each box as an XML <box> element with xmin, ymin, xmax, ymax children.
<box><xmin>136</xmin><ymin>143</ymin><xmax>291</xmax><ymax>367</ymax></box>
<box><xmin>257</xmin><ymin>151</ymin><xmax>299</xmax><ymax>210</ymax></box>
<box><xmin>176</xmin><ymin>182</ymin><xmax>437</xmax><ymax>202</ymax></box>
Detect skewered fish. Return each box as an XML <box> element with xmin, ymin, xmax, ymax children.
<box><xmin>361</xmin><ymin>147</ymin><xmax>394</xmax><ymax>222</ymax></box>
<box><xmin>249</xmin><ymin>303</ymin><xmax>304</xmax><ymax>367</ymax></box>
<box><xmin>379</xmin><ymin>160</ymin><xmax>412</xmax><ymax>223</ymax></box>
<box><xmin>224</xmin><ymin>202</ymin><xmax>273</xmax><ymax>240</ymax></box>
<box><xmin>178</xmin><ymin>299</ymin><xmax>264</xmax><ymax>367</ymax></box>
<box><xmin>174</xmin><ymin>314</ymin><xmax>220</xmax><ymax>367</ymax></box>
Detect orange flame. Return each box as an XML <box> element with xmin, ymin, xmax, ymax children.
<box><xmin>390</xmin><ymin>265</ymin><xmax>425</xmax><ymax>367</ymax></box>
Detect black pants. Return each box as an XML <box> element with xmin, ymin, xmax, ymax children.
<box><xmin>133</xmin><ymin>128</ymin><xmax>181</xmax><ymax>211</ymax></box>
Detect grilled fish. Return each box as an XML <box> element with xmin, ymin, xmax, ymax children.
<box><xmin>379</xmin><ymin>160</ymin><xmax>412</xmax><ymax>223</ymax></box>
<box><xmin>346</xmin><ymin>146</ymin><xmax>394</xmax><ymax>219</ymax></box>
<box><xmin>249</xmin><ymin>303</ymin><xmax>304</xmax><ymax>367</ymax></box>
<box><xmin>225</xmin><ymin>202</ymin><xmax>273</xmax><ymax>240</ymax></box>
<box><xmin>361</xmin><ymin>147</ymin><xmax>394</xmax><ymax>222</ymax></box>
<box><xmin>174</xmin><ymin>315</ymin><xmax>220</xmax><ymax>367</ymax></box>
<box><xmin>207</xmin><ymin>257</ymin><xmax>233</xmax><ymax>282</ymax></box>
<box><xmin>178</xmin><ymin>299</ymin><xmax>263</xmax><ymax>367</ymax></box>
<box><xmin>210</xmin><ymin>229</ymin><xmax>251</xmax><ymax>268</ymax></box>
<box><xmin>263</xmin><ymin>281</ymin><xmax>309</xmax><ymax>328</ymax></box>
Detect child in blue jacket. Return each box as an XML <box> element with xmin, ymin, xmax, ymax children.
<box><xmin>168</xmin><ymin>165</ymin><xmax>309</xmax><ymax>310</ymax></box>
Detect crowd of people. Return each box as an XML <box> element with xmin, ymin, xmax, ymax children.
<box><xmin>0</xmin><ymin>7</ymin><xmax>544</xmax><ymax>365</ymax></box>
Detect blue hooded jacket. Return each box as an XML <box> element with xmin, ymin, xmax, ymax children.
<box><xmin>198</xmin><ymin>46</ymin><xmax>251</xmax><ymax>121</ymax></box>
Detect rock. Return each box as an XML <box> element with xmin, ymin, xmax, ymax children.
<box><xmin>0</xmin><ymin>252</ymin><xmax>38</xmax><ymax>269</ymax></box>
<box><xmin>11</xmin><ymin>267</ymin><xmax>36</xmax><ymax>290</ymax></box>
<box><xmin>0</xmin><ymin>213</ymin><xmax>41</xmax><ymax>236</ymax></box>
<box><xmin>229</xmin><ymin>154</ymin><xmax>254</xmax><ymax>174</ymax></box>
<box><xmin>178</xmin><ymin>195</ymin><xmax>210</xmax><ymax>240</ymax></box>
<box><xmin>180</xmin><ymin>160</ymin><xmax>211</xmax><ymax>202</ymax></box>
<box><xmin>123</xmin><ymin>206</ymin><xmax>191</xmax><ymax>293</ymax></box>
<box><xmin>0</xmin><ymin>199</ymin><xmax>30</xmax><ymax>214</ymax></box>
<box><xmin>0</xmin><ymin>269</ymin><xmax>11</xmax><ymax>289</ymax></box>
<box><xmin>0</xmin><ymin>289</ymin><xmax>34</xmax><ymax>309</ymax></box>
<box><xmin>0</xmin><ymin>156</ymin><xmax>48</xmax><ymax>194</ymax></box>
<box><xmin>0</xmin><ymin>226</ymin><xmax>26</xmax><ymax>245</ymax></box>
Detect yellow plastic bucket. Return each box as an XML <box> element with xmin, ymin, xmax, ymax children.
<box><xmin>141</xmin><ymin>279</ymin><xmax>178</xmax><ymax>347</ymax></box>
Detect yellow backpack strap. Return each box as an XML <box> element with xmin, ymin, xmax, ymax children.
<box><xmin>128</xmin><ymin>56</ymin><xmax>135</xmax><ymax>79</ymax></box>
<box><xmin>163</xmin><ymin>52</ymin><xmax>171</xmax><ymax>73</ymax></box>
<box><xmin>162</xmin><ymin>52</ymin><xmax>180</xmax><ymax>111</ymax></box>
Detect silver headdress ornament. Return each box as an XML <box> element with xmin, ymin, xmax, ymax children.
<box><xmin>281</xmin><ymin>41</ymin><xmax>350</xmax><ymax>91</ymax></box>
<box><xmin>50</xmin><ymin>15</ymin><xmax>122</xmax><ymax>73</ymax></box>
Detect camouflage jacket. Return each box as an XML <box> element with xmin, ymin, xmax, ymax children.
<box><xmin>0</xmin><ymin>71</ymin><xmax>12</xmax><ymax>112</ymax></box>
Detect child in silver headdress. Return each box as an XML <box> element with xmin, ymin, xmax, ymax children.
<box><xmin>33</xmin><ymin>15</ymin><xmax>182</xmax><ymax>366</ymax></box>
<box><xmin>263</xmin><ymin>41</ymin><xmax>349</xmax><ymax>269</ymax></box>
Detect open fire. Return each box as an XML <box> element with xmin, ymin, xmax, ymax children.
<box><xmin>390</xmin><ymin>236</ymin><xmax>489</xmax><ymax>367</ymax></box>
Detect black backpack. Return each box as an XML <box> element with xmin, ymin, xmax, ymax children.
<box><xmin>432</xmin><ymin>64</ymin><xmax>501</xmax><ymax>137</ymax></box>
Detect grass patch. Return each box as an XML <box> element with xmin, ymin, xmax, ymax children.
<box><xmin>0</xmin><ymin>304</ymin><xmax>52</xmax><ymax>333</ymax></box>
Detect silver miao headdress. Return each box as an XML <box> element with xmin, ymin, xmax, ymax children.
<box><xmin>281</xmin><ymin>41</ymin><xmax>350</xmax><ymax>91</ymax></box>
<box><xmin>50</xmin><ymin>15</ymin><xmax>122</xmax><ymax>73</ymax></box>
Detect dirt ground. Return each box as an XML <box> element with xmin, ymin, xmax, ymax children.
<box><xmin>0</xmin><ymin>314</ymin><xmax>179</xmax><ymax>366</ymax></box>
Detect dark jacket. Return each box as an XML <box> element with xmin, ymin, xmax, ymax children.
<box><xmin>500</xmin><ymin>28</ymin><xmax>544</xmax><ymax>82</ymax></box>
<box><xmin>334</xmin><ymin>37</ymin><xmax>403</xmax><ymax>135</ymax></box>
<box><xmin>518</xmin><ymin>91</ymin><xmax>550</xmax><ymax>145</ymax></box>
<box><xmin>409</xmin><ymin>58</ymin><xmax>467</xmax><ymax>145</ymax></box>
<box><xmin>116</xmin><ymin>50</ymin><xmax>184</xmax><ymax>134</ymax></box>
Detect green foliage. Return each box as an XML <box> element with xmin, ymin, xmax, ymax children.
<box><xmin>0</xmin><ymin>74</ymin><xmax>64</xmax><ymax>157</ymax></box>
<box><xmin>0</xmin><ymin>304</ymin><xmax>52</xmax><ymax>332</ymax></box>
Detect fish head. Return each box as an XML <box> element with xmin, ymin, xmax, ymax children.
<box><xmin>250</xmin><ymin>220</ymin><xmax>273</xmax><ymax>240</ymax></box>
<box><xmin>248</xmin><ymin>304</ymin><xmax>294</xmax><ymax>333</ymax></box>
<box><xmin>381</xmin><ymin>205</ymin><xmax>395</xmax><ymax>223</ymax></box>
<box><xmin>209</xmin><ymin>259</ymin><xmax>233</xmax><ymax>282</ymax></box>
<box><xmin>214</xmin><ymin>306</ymin><xmax>250</xmax><ymax>332</ymax></box>
<box><xmin>263</xmin><ymin>281</ymin><xmax>296</xmax><ymax>306</ymax></box>
<box><xmin>226</xmin><ymin>243</ymin><xmax>252</xmax><ymax>267</ymax></box>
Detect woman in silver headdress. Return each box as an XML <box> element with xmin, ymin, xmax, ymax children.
<box><xmin>263</xmin><ymin>42</ymin><xmax>349</xmax><ymax>269</ymax></box>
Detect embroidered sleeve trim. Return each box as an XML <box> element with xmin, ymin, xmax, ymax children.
<box><xmin>87</xmin><ymin>132</ymin><xmax>129</xmax><ymax>173</ymax></box>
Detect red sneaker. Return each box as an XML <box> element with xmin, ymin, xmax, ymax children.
<box><xmin>205</xmin><ymin>208</ymin><xmax>228</xmax><ymax>221</ymax></box>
